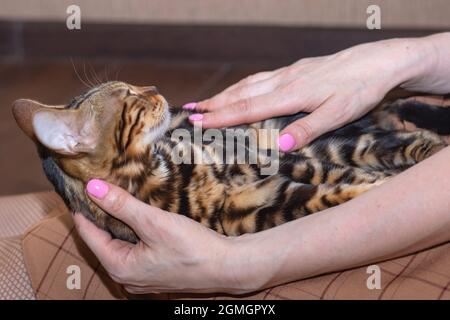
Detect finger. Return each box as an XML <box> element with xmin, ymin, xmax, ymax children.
<box><xmin>189</xmin><ymin>91</ymin><xmax>296</xmax><ymax>128</ymax></box>
<box><xmin>85</xmin><ymin>179</ymin><xmax>168</xmax><ymax>240</ymax></box>
<box><xmin>73</xmin><ymin>213</ymin><xmax>133</xmax><ymax>267</ymax></box>
<box><xmin>222</xmin><ymin>70</ymin><xmax>276</xmax><ymax>93</ymax></box>
<box><xmin>279</xmin><ymin>103</ymin><xmax>348</xmax><ymax>151</ymax></box>
<box><xmin>196</xmin><ymin>77</ymin><xmax>280</xmax><ymax>113</ymax></box>
<box><xmin>194</xmin><ymin>69</ymin><xmax>284</xmax><ymax>113</ymax></box>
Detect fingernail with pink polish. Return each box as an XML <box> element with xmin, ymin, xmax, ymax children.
<box><xmin>182</xmin><ymin>102</ymin><xmax>197</xmax><ymax>110</ymax></box>
<box><xmin>278</xmin><ymin>133</ymin><xmax>296</xmax><ymax>152</ymax></box>
<box><xmin>189</xmin><ymin>113</ymin><xmax>203</xmax><ymax>121</ymax></box>
<box><xmin>86</xmin><ymin>179</ymin><xmax>109</xmax><ymax>199</ymax></box>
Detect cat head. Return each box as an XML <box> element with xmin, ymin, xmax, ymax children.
<box><xmin>12</xmin><ymin>81</ymin><xmax>171</xmax><ymax>180</ymax></box>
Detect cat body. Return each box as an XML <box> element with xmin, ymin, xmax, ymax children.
<box><xmin>12</xmin><ymin>82</ymin><xmax>450</xmax><ymax>243</ymax></box>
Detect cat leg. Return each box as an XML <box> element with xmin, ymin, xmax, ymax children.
<box><xmin>348</xmin><ymin>130</ymin><xmax>447</xmax><ymax>171</ymax></box>
<box><xmin>376</xmin><ymin>97</ymin><xmax>450</xmax><ymax>144</ymax></box>
<box><xmin>279</xmin><ymin>157</ymin><xmax>388</xmax><ymax>185</ymax></box>
<box><xmin>221</xmin><ymin>176</ymin><xmax>382</xmax><ymax>236</ymax></box>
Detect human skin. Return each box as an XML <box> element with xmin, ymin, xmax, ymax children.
<box><xmin>74</xmin><ymin>32</ymin><xmax>450</xmax><ymax>294</ymax></box>
<box><xmin>188</xmin><ymin>32</ymin><xmax>450</xmax><ymax>151</ymax></box>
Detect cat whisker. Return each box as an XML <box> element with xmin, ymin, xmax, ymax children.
<box><xmin>88</xmin><ymin>62</ymin><xmax>102</xmax><ymax>86</ymax></box>
<box><xmin>82</xmin><ymin>62</ymin><xmax>95</xmax><ymax>88</ymax></box>
<box><xmin>70</xmin><ymin>58</ymin><xmax>92</xmax><ymax>89</ymax></box>
<box><xmin>114</xmin><ymin>64</ymin><xmax>123</xmax><ymax>82</ymax></box>
<box><xmin>103</xmin><ymin>65</ymin><xmax>110</xmax><ymax>83</ymax></box>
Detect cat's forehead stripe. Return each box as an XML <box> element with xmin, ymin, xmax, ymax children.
<box><xmin>67</xmin><ymin>82</ymin><xmax>126</xmax><ymax>109</ymax></box>
<box><xmin>68</xmin><ymin>87</ymin><xmax>101</xmax><ymax>109</ymax></box>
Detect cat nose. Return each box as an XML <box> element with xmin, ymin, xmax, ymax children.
<box><xmin>141</xmin><ymin>86</ymin><xmax>159</xmax><ymax>95</ymax></box>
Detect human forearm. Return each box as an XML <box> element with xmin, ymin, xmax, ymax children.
<box><xmin>228</xmin><ymin>146</ymin><xmax>450</xmax><ymax>292</ymax></box>
<box><xmin>191</xmin><ymin>33</ymin><xmax>450</xmax><ymax>150</ymax></box>
<box><xmin>401</xmin><ymin>32</ymin><xmax>450</xmax><ymax>93</ymax></box>
<box><xmin>327</xmin><ymin>32</ymin><xmax>450</xmax><ymax>96</ymax></box>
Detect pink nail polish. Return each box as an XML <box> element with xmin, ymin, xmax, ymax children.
<box><xmin>86</xmin><ymin>179</ymin><xmax>109</xmax><ymax>199</ymax></box>
<box><xmin>189</xmin><ymin>113</ymin><xmax>204</xmax><ymax>121</ymax></box>
<box><xmin>278</xmin><ymin>133</ymin><xmax>296</xmax><ymax>152</ymax></box>
<box><xmin>182</xmin><ymin>102</ymin><xmax>197</xmax><ymax>110</ymax></box>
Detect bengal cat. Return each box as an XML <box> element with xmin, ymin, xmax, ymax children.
<box><xmin>12</xmin><ymin>82</ymin><xmax>450</xmax><ymax>243</ymax></box>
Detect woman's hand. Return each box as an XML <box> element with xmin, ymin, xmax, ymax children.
<box><xmin>184</xmin><ymin>35</ymin><xmax>448</xmax><ymax>152</ymax></box>
<box><xmin>73</xmin><ymin>179</ymin><xmax>256</xmax><ymax>294</ymax></box>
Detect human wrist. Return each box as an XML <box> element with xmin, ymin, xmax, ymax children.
<box><xmin>401</xmin><ymin>32</ymin><xmax>450</xmax><ymax>93</ymax></box>
<box><xmin>331</xmin><ymin>37</ymin><xmax>433</xmax><ymax>103</ymax></box>
<box><xmin>370</xmin><ymin>37</ymin><xmax>433</xmax><ymax>93</ymax></box>
<box><xmin>216</xmin><ymin>233</ymin><xmax>279</xmax><ymax>294</ymax></box>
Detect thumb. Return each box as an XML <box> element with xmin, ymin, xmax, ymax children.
<box><xmin>73</xmin><ymin>212</ymin><xmax>134</xmax><ymax>268</ymax></box>
<box><xmin>278</xmin><ymin>107</ymin><xmax>346</xmax><ymax>151</ymax></box>
<box><xmin>85</xmin><ymin>179</ymin><xmax>166</xmax><ymax>241</ymax></box>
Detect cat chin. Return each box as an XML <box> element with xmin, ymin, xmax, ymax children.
<box><xmin>140</xmin><ymin>106</ymin><xmax>172</xmax><ymax>146</ymax></box>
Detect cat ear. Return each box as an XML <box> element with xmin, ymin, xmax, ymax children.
<box><xmin>12</xmin><ymin>99</ymin><xmax>55</xmax><ymax>140</ymax></box>
<box><xmin>13</xmin><ymin>99</ymin><xmax>98</xmax><ymax>155</ymax></box>
<box><xmin>33</xmin><ymin>110</ymin><xmax>99</xmax><ymax>155</ymax></box>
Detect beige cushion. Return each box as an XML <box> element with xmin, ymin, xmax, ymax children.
<box><xmin>21</xmin><ymin>207</ymin><xmax>450</xmax><ymax>300</ymax></box>
<box><xmin>0</xmin><ymin>236</ymin><xmax>35</xmax><ymax>300</ymax></box>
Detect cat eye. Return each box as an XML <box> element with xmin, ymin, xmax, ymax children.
<box><xmin>127</xmin><ymin>89</ymin><xmax>139</xmax><ymax>97</ymax></box>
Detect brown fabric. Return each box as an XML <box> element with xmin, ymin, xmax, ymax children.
<box><xmin>0</xmin><ymin>236</ymin><xmax>35</xmax><ymax>300</ymax></box>
<box><xmin>0</xmin><ymin>191</ymin><xmax>64</xmax><ymax>300</ymax></box>
<box><xmin>21</xmin><ymin>207</ymin><xmax>450</xmax><ymax>300</ymax></box>
<box><xmin>21</xmin><ymin>204</ymin><xmax>127</xmax><ymax>300</ymax></box>
<box><xmin>0</xmin><ymin>192</ymin><xmax>64</xmax><ymax>238</ymax></box>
